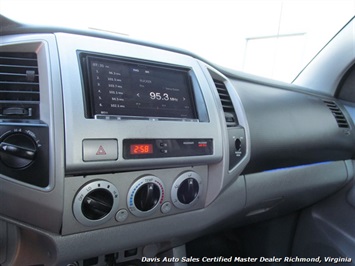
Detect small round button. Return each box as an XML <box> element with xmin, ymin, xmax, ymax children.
<box><xmin>161</xmin><ymin>202</ymin><xmax>172</xmax><ymax>214</ymax></box>
<box><xmin>116</xmin><ymin>209</ymin><xmax>129</xmax><ymax>222</ymax></box>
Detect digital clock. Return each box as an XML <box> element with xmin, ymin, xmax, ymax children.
<box><xmin>123</xmin><ymin>139</ymin><xmax>213</xmax><ymax>159</ymax></box>
<box><xmin>130</xmin><ymin>144</ymin><xmax>153</xmax><ymax>155</ymax></box>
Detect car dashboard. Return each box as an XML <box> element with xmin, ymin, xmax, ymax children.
<box><xmin>0</xmin><ymin>16</ymin><xmax>355</xmax><ymax>265</ymax></box>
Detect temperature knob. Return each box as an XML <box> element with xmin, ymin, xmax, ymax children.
<box><xmin>171</xmin><ymin>171</ymin><xmax>202</xmax><ymax>209</ymax></box>
<box><xmin>127</xmin><ymin>175</ymin><xmax>164</xmax><ymax>217</ymax></box>
<box><xmin>0</xmin><ymin>132</ymin><xmax>37</xmax><ymax>169</ymax></box>
<box><xmin>134</xmin><ymin>183</ymin><xmax>161</xmax><ymax>212</ymax></box>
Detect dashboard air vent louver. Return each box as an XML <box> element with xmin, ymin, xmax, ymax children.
<box><xmin>323</xmin><ymin>100</ymin><xmax>349</xmax><ymax>128</ymax></box>
<box><xmin>0</xmin><ymin>52</ymin><xmax>40</xmax><ymax>119</ymax></box>
<box><xmin>213</xmin><ymin>79</ymin><xmax>238</xmax><ymax>127</ymax></box>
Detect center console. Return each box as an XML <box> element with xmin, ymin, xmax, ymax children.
<box><xmin>54</xmin><ymin>33</ymin><xmax>234</xmax><ymax>234</ymax></box>
<box><xmin>0</xmin><ymin>30</ymin><xmax>250</xmax><ymax>259</ymax></box>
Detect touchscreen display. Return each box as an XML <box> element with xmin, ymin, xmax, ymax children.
<box><xmin>84</xmin><ymin>55</ymin><xmax>197</xmax><ymax>119</ymax></box>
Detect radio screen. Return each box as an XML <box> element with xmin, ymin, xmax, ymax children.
<box><xmin>83</xmin><ymin>55</ymin><xmax>197</xmax><ymax>119</ymax></box>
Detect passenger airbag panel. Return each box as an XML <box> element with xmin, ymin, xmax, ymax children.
<box><xmin>233</xmin><ymin>80</ymin><xmax>355</xmax><ymax>174</ymax></box>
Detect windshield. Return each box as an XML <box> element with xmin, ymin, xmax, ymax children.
<box><xmin>1</xmin><ymin>0</ymin><xmax>354</xmax><ymax>82</ymax></box>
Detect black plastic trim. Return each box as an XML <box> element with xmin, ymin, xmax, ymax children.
<box><xmin>233</xmin><ymin>80</ymin><xmax>355</xmax><ymax>174</ymax></box>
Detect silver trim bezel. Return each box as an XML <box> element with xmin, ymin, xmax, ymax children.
<box><xmin>127</xmin><ymin>175</ymin><xmax>165</xmax><ymax>217</ymax></box>
<box><xmin>171</xmin><ymin>171</ymin><xmax>202</xmax><ymax>209</ymax></box>
<box><xmin>73</xmin><ymin>180</ymin><xmax>120</xmax><ymax>226</ymax></box>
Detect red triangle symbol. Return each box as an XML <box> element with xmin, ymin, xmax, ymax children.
<box><xmin>96</xmin><ymin>145</ymin><xmax>107</xmax><ymax>155</ymax></box>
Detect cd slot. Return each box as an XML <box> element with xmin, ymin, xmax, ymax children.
<box><xmin>94</xmin><ymin>115</ymin><xmax>198</xmax><ymax>122</ymax></box>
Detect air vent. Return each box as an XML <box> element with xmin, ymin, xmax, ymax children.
<box><xmin>0</xmin><ymin>52</ymin><xmax>40</xmax><ymax>119</ymax></box>
<box><xmin>323</xmin><ymin>100</ymin><xmax>349</xmax><ymax>128</ymax></box>
<box><xmin>213</xmin><ymin>79</ymin><xmax>238</xmax><ymax>127</ymax></box>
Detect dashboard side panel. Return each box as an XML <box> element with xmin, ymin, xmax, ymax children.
<box><xmin>232</xmin><ymin>80</ymin><xmax>355</xmax><ymax>174</ymax></box>
<box><xmin>0</xmin><ymin>34</ymin><xmax>65</xmax><ymax>233</ymax></box>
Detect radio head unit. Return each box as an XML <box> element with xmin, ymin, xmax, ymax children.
<box><xmin>80</xmin><ymin>53</ymin><xmax>208</xmax><ymax>121</ymax></box>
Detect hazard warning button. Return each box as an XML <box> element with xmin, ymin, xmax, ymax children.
<box><xmin>82</xmin><ymin>139</ymin><xmax>118</xmax><ymax>162</ymax></box>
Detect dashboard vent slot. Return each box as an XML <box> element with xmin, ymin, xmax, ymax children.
<box><xmin>0</xmin><ymin>52</ymin><xmax>39</xmax><ymax>119</ymax></box>
<box><xmin>323</xmin><ymin>100</ymin><xmax>349</xmax><ymax>128</ymax></box>
<box><xmin>213</xmin><ymin>79</ymin><xmax>238</xmax><ymax>127</ymax></box>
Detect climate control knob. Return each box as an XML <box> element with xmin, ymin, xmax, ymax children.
<box><xmin>134</xmin><ymin>183</ymin><xmax>161</xmax><ymax>212</ymax></box>
<box><xmin>0</xmin><ymin>132</ymin><xmax>37</xmax><ymax>169</ymax></box>
<box><xmin>128</xmin><ymin>175</ymin><xmax>164</xmax><ymax>217</ymax></box>
<box><xmin>177</xmin><ymin>178</ymin><xmax>199</xmax><ymax>204</ymax></box>
<box><xmin>171</xmin><ymin>171</ymin><xmax>202</xmax><ymax>209</ymax></box>
<box><xmin>73</xmin><ymin>180</ymin><xmax>119</xmax><ymax>226</ymax></box>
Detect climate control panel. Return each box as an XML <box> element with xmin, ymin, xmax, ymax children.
<box><xmin>67</xmin><ymin>166</ymin><xmax>207</xmax><ymax>234</ymax></box>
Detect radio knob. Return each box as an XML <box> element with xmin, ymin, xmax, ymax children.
<box><xmin>0</xmin><ymin>133</ymin><xmax>37</xmax><ymax>169</ymax></box>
